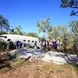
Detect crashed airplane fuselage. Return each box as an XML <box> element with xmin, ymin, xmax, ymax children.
<box><xmin>0</xmin><ymin>34</ymin><xmax>40</xmax><ymax>47</ymax></box>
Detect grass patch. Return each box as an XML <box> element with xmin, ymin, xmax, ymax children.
<box><xmin>35</xmin><ymin>66</ymin><xmax>43</xmax><ymax>72</ymax></box>
<box><xmin>10</xmin><ymin>57</ymin><xmax>24</xmax><ymax>67</ymax></box>
<box><xmin>56</xmin><ymin>68</ymin><xmax>65</xmax><ymax>72</ymax></box>
<box><xmin>64</xmin><ymin>63</ymin><xmax>78</xmax><ymax>72</ymax></box>
<box><xmin>42</xmin><ymin>64</ymin><xmax>53</xmax><ymax>70</ymax></box>
<box><xmin>63</xmin><ymin>63</ymin><xmax>71</xmax><ymax>68</ymax></box>
<box><xmin>35</xmin><ymin>64</ymin><xmax>53</xmax><ymax>72</ymax></box>
<box><xmin>71</xmin><ymin>64</ymin><xmax>78</xmax><ymax>72</ymax></box>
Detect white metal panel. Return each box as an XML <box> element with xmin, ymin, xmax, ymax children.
<box><xmin>1</xmin><ymin>34</ymin><xmax>39</xmax><ymax>46</ymax></box>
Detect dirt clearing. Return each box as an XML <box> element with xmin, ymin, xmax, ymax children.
<box><xmin>0</xmin><ymin>60</ymin><xmax>78</xmax><ymax>78</ymax></box>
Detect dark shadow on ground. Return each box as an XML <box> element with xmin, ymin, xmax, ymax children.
<box><xmin>0</xmin><ymin>63</ymin><xmax>12</xmax><ymax>70</ymax></box>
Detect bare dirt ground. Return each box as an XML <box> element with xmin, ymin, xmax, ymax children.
<box><xmin>0</xmin><ymin>60</ymin><xmax>78</xmax><ymax>78</ymax></box>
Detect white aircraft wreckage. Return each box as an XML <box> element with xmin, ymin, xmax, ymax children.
<box><xmin>0</xmin><ymin>34</ymin><xmax>40</xmax><ymax>48</ymax></box>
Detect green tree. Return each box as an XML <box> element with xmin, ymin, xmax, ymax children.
<box><xmin>37</xmin><ymin>18</ymin><xmax>70</xmax><ymax>40</ymax></box>
<box><xmin>10</xmin><ymin>28</ymin><xmax>15</xmax><ymax>34</ymax></box>
<box><xmin>37</xmin><ymin>18</ymin><xmax>52</xmax><ymax>39</ymax></box>
<box><xmin>0</xmin><ymin>14</ymin><xmax>10</xmax><ymax>31</ymax></box>
<box><xmin>26</xmin><ymin>32</ymin><xmax>39</xmax><ymax>38</ymax></box>
<box><xmin>48</xmin><ymin>25</ymin><xmax>69</xmax><ymax>40</ymax></box>
<box><xmin>60</xmin><ymin>0</ymin><xmax>78</xmax><ymax>16</ymax></box>
<box><xmin>48</xmin><ymin>26</ymin><xmax>59</xmax><ymax>40</ymax></box>
<box><xmin>15</xmin><ymin>25</ymin><xmax>23</xmax><ymax>35</ymax></box>
<box><xmin>69</xmin><ymin>20</ymin><xmax>78</xmax><ymax>56</ymax></box>
<box><xmin>57</xmin><ymin>25</ymin><xmax>69</xmax><ymax>39</ymax></box>
<box><xmin>70</xmin><ymin>20</ymin><xmax>78</xmax><ymax>36</ymax></box>
<box><xmin>0</xmin><ymin>31</ymin><xmax>8</xmax><ymax>35</ymax></box>
<box><xmin>37</xmin><ymin>18</ymin><xmax>52</xmax><ymax>33</ymax></box>
<box><xmin>10</xmin><ymin>25</ymin><xmax>23</xmax><ymax>35</ymax></box>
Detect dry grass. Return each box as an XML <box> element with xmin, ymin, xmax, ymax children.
<box><xmin>0</xmin><ymin>60</ymin><xmax>78</xmax><ymax>78</ymax></box>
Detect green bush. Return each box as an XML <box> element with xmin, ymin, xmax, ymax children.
<box><xmin>73</xmin><ymin>37</ymin><xmax>78</xmax><ymax>57</ymax></box>
<box><xmin>0</xmin><ymin>41</ymin><xmax>7</xmax><ymax>51</ymax></box>
<box><xmin>0</xmin><ymin>31</ymin><xmax>8</xmax><ymax>35</ymax></box>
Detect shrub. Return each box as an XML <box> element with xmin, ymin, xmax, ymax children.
<box><xmin>0</xmin><ymin>41</ymin><xmax>7</xmax><ymax>51</ymax></box>
<box><xmin>73</xmin><ymin>37</ymin><xmax>78</xmax><ymax>57</ymax></box>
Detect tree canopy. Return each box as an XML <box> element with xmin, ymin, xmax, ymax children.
<box><xmin>0</xmin><ymin>14</ymin><xmax>10</xmax><ymax>31</ymax></box>
<box><xmin>10</xmin><ymin>25</ymin><xmax>23</xmax><ymax>35</ymax></box>
<box><xmin>60</xmin><ymin>0</ymin><xmax>78</xmax><ymax>16</ymax></box>
<box><xmin>48</xmin><ymin>25</ymin><xmax>69</xmax><ymax>40</ymax></box>
<box><xmin>37</xmin><ymin>18</ymin><xmax>52</xmax><ymax>33</ymax></box>
<box><xmin>37</xmin><ymin>18</ymin><xmax>70</xmax><ymax>40</ymax></box>
<box><xmin>10</xmin><ymin>26</ymin><xmax>39</xmax><ymax>38</ymax></box>
<box><xmin>70</xmin><ymin>20</ymin><xmax>78</xmax><ymax>36</ymax></box>
<box><xmin>26</xmin><ymin>32</ymin><xmax>39</xmax><ymax>38</ymax></box>
<box><xmin>0</xmin><ymin>31</ymin><xmax>8</xmax><ymax>35</ymax></box>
